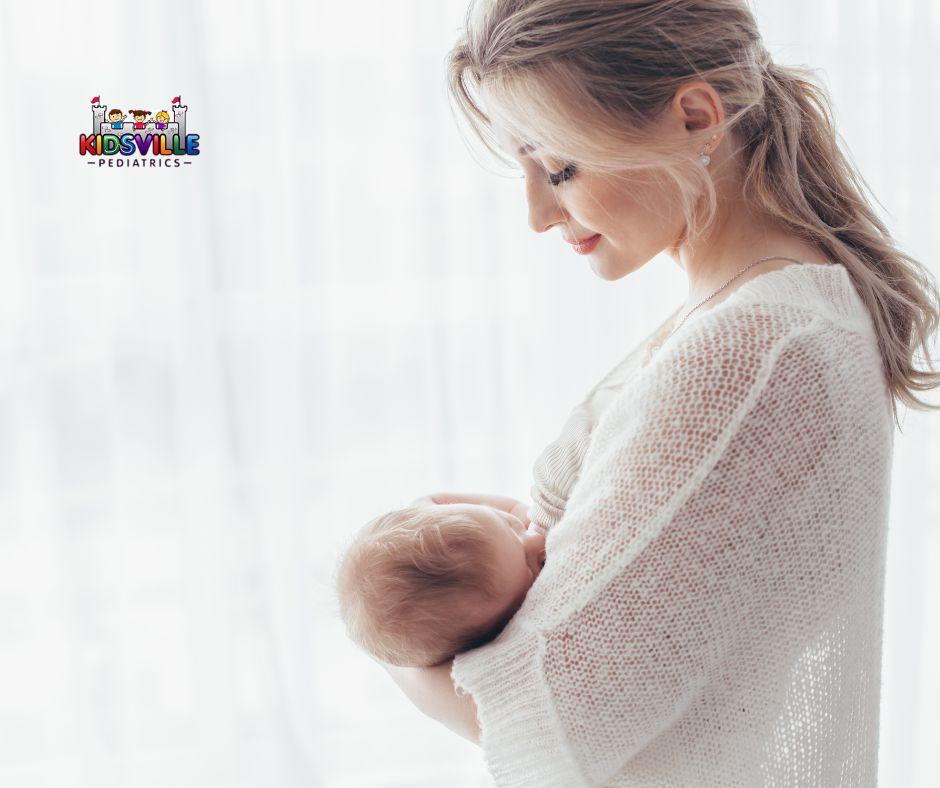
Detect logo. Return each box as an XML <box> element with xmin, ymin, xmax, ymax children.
<box><xmin>80</xmin><ymin>95</ymin><xmax>201</xmax><ymax>168</ymax></box>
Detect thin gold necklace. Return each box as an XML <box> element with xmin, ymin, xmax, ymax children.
<box><xmin>649</xmin><ymin>255</ymin><xmax>807</xmax><ymax>359</ymax></box>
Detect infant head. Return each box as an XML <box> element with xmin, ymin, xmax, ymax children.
<box><xmin>333</xmin><ymin>501</ymin><xmax>546</xmax><ymax>667</ymax></box>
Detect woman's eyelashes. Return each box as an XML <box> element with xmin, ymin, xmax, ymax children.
<box><xmin>547</xmin><ymin>163</ymin><xmax>577</xmax><ymax>187</ymax></box>
<box><xmin>514</xmin><ymin>161</ymin><xmax>578</xmax><ymax>186</ymax></box>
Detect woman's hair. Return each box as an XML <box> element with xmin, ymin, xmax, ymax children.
<box><xmin>445</xmin><ymin>0</ymin><xmax>939</xmax><ymax>431</ymax></box>
<box><xmin>332</xmin><ymin>504</ymin><xmax>515</xmax><ymax>667</ymax></box>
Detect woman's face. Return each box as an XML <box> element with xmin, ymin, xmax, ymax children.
<box><xmin>492</xmin><ymin>124</ymin><xmax>685</xmax><ymax>281</ymax></box>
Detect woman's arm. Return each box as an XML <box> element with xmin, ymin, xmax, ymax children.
<box><xmin>379</xmin><ymin>657</ymin><xmax>481</xmax><ymax>746</ymax></box>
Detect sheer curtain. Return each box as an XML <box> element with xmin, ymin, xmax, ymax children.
<box><xmin>0</xmin><ymin>1</ymin><xmax>935</xmax><ymax>786</ymax></box>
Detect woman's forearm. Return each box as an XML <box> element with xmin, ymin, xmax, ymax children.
<box><xmin>380</xmin><ymin>658</ymin><xmax>482</xmax><ymax>746</ymax></box>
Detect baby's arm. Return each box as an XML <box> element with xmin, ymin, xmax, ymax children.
<box><xmin>410</xmin><ymin>490</ymin><xmax>531</xmax><ymax>520</ymax></box>
<box><xmin>428</xmin><ymin>490</ymin><xmax>526</xmax><ymax>513</ymax></box>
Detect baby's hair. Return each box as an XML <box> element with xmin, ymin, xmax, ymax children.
<box><xmin>108</xmin><ymin>109</ymin><xmax>123</xmax><ymax>116</ymax></box>
<box><xmin>332</xmin><ymin>503</ymin><xmax>511</xmax><ymax>667</ymax></box>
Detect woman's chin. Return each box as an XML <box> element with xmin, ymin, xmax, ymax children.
<box><xmin>589</xmin><ymin>254</ymin><xmax>624</xmax><ymax>281</ymax></box>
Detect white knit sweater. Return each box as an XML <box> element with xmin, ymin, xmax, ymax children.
<box><xmin>451</xmin><ymin>262</ymin><xmax>894</xmax><ymax>787</ymax></box>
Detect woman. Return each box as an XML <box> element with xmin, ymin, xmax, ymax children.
<box><xmin>380</xmin><ymin>1</ymin><xmax>940</xmax><ymax>785</ymax></box>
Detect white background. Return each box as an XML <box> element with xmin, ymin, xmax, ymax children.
<box><xmin>0</xmin><ymin>1</ymin><xmax>936</xmax><ymax>786</ymax></box>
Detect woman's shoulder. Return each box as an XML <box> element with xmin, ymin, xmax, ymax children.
<box><xmin>703</xmin><ymin>260</ymin><xmax>870</xmax><ymax>333</ymax></box>
<box><xmin>648</xmin><ymin>261</ymin><xmax>873</xmax><ymax>365</ymax></box>
<box><xmin>597</xmin><ymin>284</ymin><xmax>873</xmax><ymax>453</ymax></box>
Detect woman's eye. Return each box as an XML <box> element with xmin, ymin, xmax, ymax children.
<box><xmin>547</xmin><ymin>164</ymin><xmax>577</xmax><ymax>187</ymax></box>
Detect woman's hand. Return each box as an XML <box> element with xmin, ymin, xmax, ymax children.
<box><xmin>377</xmin><ymin>657</ymin><xmax>482</xmax><ymax>746</ymax></box>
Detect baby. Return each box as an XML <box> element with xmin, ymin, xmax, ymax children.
<box><xmin>333</xmin><ymin>491</ymin><xmax>547</xmax><ymax>668</ymax></box>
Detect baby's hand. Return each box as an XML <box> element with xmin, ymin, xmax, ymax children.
<box><xmin>510</xmin><ymin>501</ymin><xmax>533</xmax><ymax>527</ymax></box>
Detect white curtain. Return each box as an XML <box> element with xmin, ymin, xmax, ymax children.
<box><xmin>0</xmin><ymin>1</ymin><xmax>935</xmax><ymax>786</ymax></box>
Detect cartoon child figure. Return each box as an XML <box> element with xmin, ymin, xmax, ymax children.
<box><xmin>154</xmin><ymin>110</ymin><xmax>170</xmax><ymax>130</ymax></box>
<box><xmin>108</xmin><ymin>108</ymin><xmax>127</xmax><ymax>129</ymax></box>
<box><xmin>129</xmin><ymin>109</ymin><xmax>151</xmax><ymax>129</ymax></box>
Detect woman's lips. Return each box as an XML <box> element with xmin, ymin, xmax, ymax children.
<box><xmin>567</xmin><ymin>234</ymin><xmax>601</xmax><ymax>254</ymax></box>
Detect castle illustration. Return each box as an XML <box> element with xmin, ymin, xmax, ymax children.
<box><xmin>90</xmin><ymin>96</ymin><xmax>188</xmax><ymax>140</ymax></box>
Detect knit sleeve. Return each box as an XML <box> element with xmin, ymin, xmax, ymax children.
<box><xmin>451</xmin><ymin>307</ymin><xmax>834</xmax><ymax>787</ymax></box>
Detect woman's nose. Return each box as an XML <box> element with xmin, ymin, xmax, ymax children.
<box><xmin>527</xmin><ymin>202</ymin><xmax>566</xmax><ymax>234</ymax></box>
<box><xmin>525</xmin><ymin>183</ymin><xmax>566</xmax><ymax>234</ymax></box>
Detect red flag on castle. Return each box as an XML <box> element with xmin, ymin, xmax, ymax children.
<box><xmin>91</xmin><ymin>96</ymin><xmax>100</xmax><ymax>103</ymax></box>
<box><xmin>172</xmin><ymin>95</ymin><xmax>181</xmax><ymax>105</ymax></box>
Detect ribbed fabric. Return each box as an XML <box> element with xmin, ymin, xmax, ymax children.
<box><xmin>452</xmin><ymin>262</ymin><xmax>894</xmax><ymax>787</ymax></box>
<box><xmin>527</xmin><ymin>307</ymin><xmax>679</xmax><ymax>534</ymax></box>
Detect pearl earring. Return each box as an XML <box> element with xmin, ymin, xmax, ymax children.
<box><xmin>698</xmin><ymin>134</ymin><xmax>719</xmax><ymax>166</ymax></box>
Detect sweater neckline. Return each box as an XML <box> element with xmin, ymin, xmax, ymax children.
<box><xmin>673</xmin><ymin>259</ymin><xmax>848</xmax><ymax>329</ymax></box>
<box><xmin>588</xmin><ymin>261</ymin><xmax>850</xmax><ymax>396</ymax></box>
<box><xmin>691</xmin><ymin>259</ymin><xmax>844</xmax><ymax>311</ymax></box>
<box><xmin>636</xmin><ymin>261</ymin><xmax>850</xmax><ymax>370</ymax></box>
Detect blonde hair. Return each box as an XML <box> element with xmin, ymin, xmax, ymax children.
<box><xmin>332</xmin><ymin>504</ymin><xmax>515</xmax><ymax>667</ymax></box>
<box><xmin>445</xmin><ymin>0</ymin><xmax>939</xmax><ymax>432</ymax></box>
<box><xmin>155</xmin><ymin>110</ymin><xmax>170</xmax><ymax>123</ymax></box>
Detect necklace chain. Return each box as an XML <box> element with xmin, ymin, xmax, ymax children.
<box><xmin>651</xmin><ymin>255</ymin><xmax>808</xmax><ymax>358</ymax></box>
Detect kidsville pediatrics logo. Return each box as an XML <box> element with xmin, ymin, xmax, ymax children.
<box><xmin>80</xmin><ymin>95</ymin><xmax>201</xmax><ymax>168</ymax></box>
